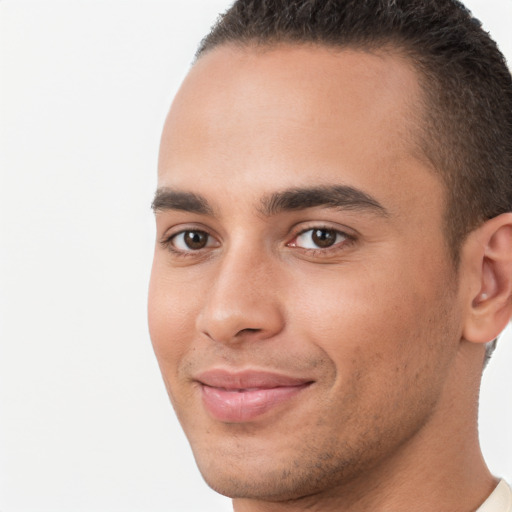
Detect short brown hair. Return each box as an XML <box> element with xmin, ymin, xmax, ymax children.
<box><xmin>196</xmin><ymin>0</ymin><xmax>512</xmax><ymax>261</ymax></box>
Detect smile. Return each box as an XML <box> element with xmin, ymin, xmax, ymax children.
<box><xmin>196</xmin><ymin>370</ymin><xmax>314</xmax><ymax>423</ymax></box>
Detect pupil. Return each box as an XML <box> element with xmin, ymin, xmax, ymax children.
<box><xmin>185</xmin><ymin>231</ymin><xmax>207</xmax><ymax>249</ymax></box>
<box><xmin>312</xmin><ymin>229</ymin><xmax>336</xmax><ymax>248</ymax></box>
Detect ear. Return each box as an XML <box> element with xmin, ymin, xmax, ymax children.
<box><xmin>462</xmin><ymin>213</ymin><xmax>512</xmax><ymax>344</ymax></box>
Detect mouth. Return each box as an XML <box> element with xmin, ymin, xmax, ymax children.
<box><xmin>196</xmin><ymin>369</ymin><xmax>314</xmax><ymax>423</ymax></box>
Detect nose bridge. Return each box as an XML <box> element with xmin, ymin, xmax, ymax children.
<box><xmin>196</xmin><ymin>238</ymin><xmax>284</xmax><ymax>343</ymax></box>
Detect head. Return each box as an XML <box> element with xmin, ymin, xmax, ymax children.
<box><xmin>149</xmin><ymin>0</ymin><xmax>512</xmax><ymax>508</ymax></box>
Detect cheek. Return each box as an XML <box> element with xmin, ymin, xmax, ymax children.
<box><xmin>285</xmin><ymin>265</ymin><xmax>455</xmax><ymax>443</ymax></box>
<box><xmin>287</xmin><ymin>256</ymin><xmax>454</xmax><ymax>380</ymax></box>
<box><xmin>148</xmin><ymin>260</ymin><xmax>200</xmax><ymax>367</ymax></box>
<box><xmin>290</xmin><ymin>268</ymin><xmax>411</xmax><ymax>339</ymax></box>
<box><xmin>148</xmin><ymin>263</ymin><xmax>206</xmax><ymax>417</ymax></box>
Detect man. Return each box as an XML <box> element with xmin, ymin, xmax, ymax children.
<box><xmin>148</xmin><ymin>0</ymin><xmax>512</xmax><ymax>510</ymax></box>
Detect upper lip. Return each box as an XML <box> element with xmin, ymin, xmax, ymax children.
<box><xmin>195</xmin><ymin>369</ymin><xmax>314</xmax><ymax>390</ymax></box>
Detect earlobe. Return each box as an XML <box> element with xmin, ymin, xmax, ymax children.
<box><xmin>462</xmin><ymin>213</ymin><xmax>512</xmax><ymax>345</ymax></box>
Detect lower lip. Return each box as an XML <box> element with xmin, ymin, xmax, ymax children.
<box><xmin>200</xmin><ymin>383</ymin><xmax>311</xmax><ymax>423</ymax></box>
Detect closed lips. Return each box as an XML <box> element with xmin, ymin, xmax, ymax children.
<box><xmin>196</xmin><ymin>369</ymin><xmax>314</xmax><ymax>422</ymax></box>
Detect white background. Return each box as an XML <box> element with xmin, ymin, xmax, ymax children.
<box><xmin>0</xmin><ymin>1</ymin><xmax>511</xmax><ymax>511</ymax></box>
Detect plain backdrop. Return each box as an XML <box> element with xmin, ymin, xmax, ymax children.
<box><xmin>0</xmin><ymin>1</ymin><xmax>511</xmax><ymax>511</ymax></box>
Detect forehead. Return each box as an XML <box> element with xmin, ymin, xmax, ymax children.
<box><xmin>158</xmin><ymin>44</ymin><xmax>441</xmax><ymax>221</ymax></box>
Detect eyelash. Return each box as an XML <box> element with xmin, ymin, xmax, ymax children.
<box><xmin>160</xmin><ymin>225</ymin><xmax>355</xmax><ymax>258</ymax></box>
<box><xmin>286</xmin><ymin>225</ymin><xmax>356</xmax><ymax>255</ymax></box>
<box><xmin>160</xmin><ymin>229</ymin><xmax>218</xmax><ymax>258</ymax></box>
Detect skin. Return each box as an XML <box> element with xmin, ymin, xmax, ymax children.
<box><xmin>148</xmin><ymin>45</ymin><xmax>512</xmax><ymax>511</ymax></box>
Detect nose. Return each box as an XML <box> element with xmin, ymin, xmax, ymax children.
<box><xmin>195</xmin><ymin>246</ymin><xmax>285</xmax><ymax>345</ymax></box>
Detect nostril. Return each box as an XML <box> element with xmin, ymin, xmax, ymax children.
<box><xmin>236</xmin><ymin>328</ymin><xmax>261</xmax><ymax>336</ymax></box>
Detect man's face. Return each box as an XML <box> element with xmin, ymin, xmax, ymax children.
<box><xmin>149</xmin><ymin>46</ymin><xmax>465</xmax><ymax>501</ymax></box>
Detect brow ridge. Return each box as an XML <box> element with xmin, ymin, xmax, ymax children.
<box><xmin>260</xmin><ymin>185</ymin><xmax>388</xmax><ymax>217</ymax></box>
<box><xmin>151</xmin><ymin>185</ymin><xmax>388</xmax><ymax>218</ymax></box>
<box><xmin>151</xmin><ymin>188</ymin><xmax>213</xmax><ymax>215</ymax></box>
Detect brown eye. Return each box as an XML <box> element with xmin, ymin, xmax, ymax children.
<box><xmin>171</xmin><ymin>230</ymin><xmax>216</xmax><ymax>251</ymax></box>
<box><xmin>184</xmin><ymin>231</ymin><xmax>208</xmax><ymax>249</ymax></box>
<box><xmin>311</xmin><ymin>229</ymin><xmax>338</xmax><ymax>248</ymax></box>
<box><xmin>290</xmin><ymin>227</ymin><xmax>348</xmax><ymax>250</ymax></box>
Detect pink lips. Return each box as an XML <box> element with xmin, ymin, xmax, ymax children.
<box><xmin>196</xmin><ymin>370</ymin><xmax>313</xmax><ymax>423</ymax></box>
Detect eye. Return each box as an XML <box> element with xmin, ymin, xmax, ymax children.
<box><xmin>170</xmin><ymin>230</ymin><xmax>218</xmax><ymax>252</ymax></box>
<box><xmin>288</xmin><ymin>228</ymin><xmax>348</xmax><ymax>250</ymax></box>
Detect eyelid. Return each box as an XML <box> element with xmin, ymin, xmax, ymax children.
<box><xmin>159</xmin><ymin>224</ymin><xmax>221</xmax><ymax>255</ymax></box>
<box><xmin>159</xmin><ymin>222</ymin><xmax>219</xmax><ymax>242</ymax></box>
<box><xmin>172</xmin><ymin>231</ymin><xmax>219</xmax><ymax>251</ymax></box>
<box><xmin>286</xmin><ymin>223</ymin><xmax>357</xmax><ymax>253</ymax></box>
<box><xmin>288</xmin><ymin>221</ymin><xmax>357</xmax><ymax>240</ymax></box>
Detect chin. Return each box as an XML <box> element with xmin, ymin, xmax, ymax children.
<box><xmin>191</xmin><ymin>442</ymin><xmax>310</xmax><ymax>500</ymax></box>
<box><xmin>189</xmin><ymin>435</ymin><xmax>363</xmax><ymax>503</ymax></box>
<box><xmin>197</xmin><ymin>463</ymin><xmax>315</xmax><ymax>502</ymax></box>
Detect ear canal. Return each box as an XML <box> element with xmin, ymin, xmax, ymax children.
<box><xmin>472</xmin><ymin>258</ymin><xmax>498</xmax><ymax>307</ymax></box>
<box><xmin>472</xmin><ymin>292</ymin><xmax>488</xmax><ymax>307</ymax></box>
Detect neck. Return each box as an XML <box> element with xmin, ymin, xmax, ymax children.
<box><xmin>233</xmin><ymin>343</ymin><xmax>497</xmax><ymax>512</ymax></box>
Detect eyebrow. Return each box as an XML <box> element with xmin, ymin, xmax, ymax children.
<box><xmin>260</xmin><ymin>185</ymin><xmax>388</xmax><ymax>217</ymax></box>
<box><xmin>151</xmin><ymin>188</ymin><xmax>213</xmax><ymax>215</ymax></box>
<box><xmin>151</xmin><ymin>184</ymin><xmax>388</xmax><ymax>217</ymax></box>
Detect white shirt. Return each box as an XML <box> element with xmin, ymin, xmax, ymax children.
<box><xmin>477</xmin><ymin>481</ymin><xmax>512</xmax><ymax>512</ymax></box>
